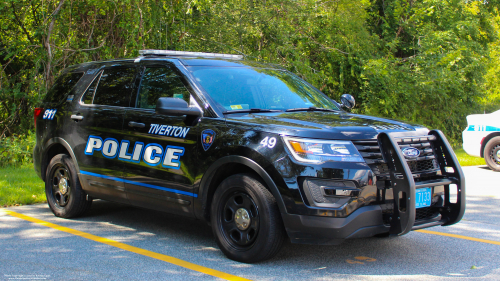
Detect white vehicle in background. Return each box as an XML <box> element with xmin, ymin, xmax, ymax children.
<box><xmin>462</xmin><ymin>109</ymin><xmax>500</xmax><ymax>171</ymax></box>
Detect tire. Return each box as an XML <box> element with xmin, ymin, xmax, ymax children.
<box><xmin>210</xmin><ymin>173</ymin><xmax>285</xmax><ymax>263</ymax></box>
<box><xmin>45</xmin><ymin>154</ymin><xmax>92</xmax><ymax>218</ymax></box>
<box><xmin>484</xmin><ymin>136</ymin><xmax>500</xmax><ymax>172</ymax></box>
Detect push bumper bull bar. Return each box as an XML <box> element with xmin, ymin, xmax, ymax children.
<box><xmin>377</xmin><ymin>130</ymin><xmax>466</xmax><ymax>236</ymax></box>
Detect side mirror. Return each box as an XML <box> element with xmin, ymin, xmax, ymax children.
<box><xmin>340</xmin><ymin>94</ymin><xmax>355</xmax><ymax>110</ymax></box>
<box><xmin>156</xmin><ymin>97</ymin><xmax>203</xmax><ymax>118</ymax></box>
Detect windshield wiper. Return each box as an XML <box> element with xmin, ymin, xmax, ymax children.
<box><xmin>285</xmin><ymin>106</ymin><xmax>337</xmax><ymax>112</ymax></box>
<box><xmin>223</xmin><ymin>108</ymin><xmax>283</xmax><ymax>115</ymax></box>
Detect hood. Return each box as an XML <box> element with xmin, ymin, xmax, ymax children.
<box><xmin>225</xmin><ymin>111</ymin><xmax>429</xmax><ymax>140</ymax></box>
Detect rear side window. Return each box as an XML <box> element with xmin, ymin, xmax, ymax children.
<box><xmin>82</xmin><ymin>67</ymin><xmax>137</xmax><ymax>107</ymax></box>
<box><xmin>136</xmin><ymin>67</ymin><xmax>190</xmax><ymax>109</ymax></box>
<box><xmin>82</xmin><ymin>71</ymin><xmax>102</xmax><ymax>105</ymax></box>
<box><xmin>44</xmin><ymin>72</ymin><xmax>83</xmax><ymax>105</ymax></box>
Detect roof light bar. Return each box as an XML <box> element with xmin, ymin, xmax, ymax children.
<box><xmin>139</xmin><ymin>50</ymin><xmax>243</xmax><ymax>60</ymax></box>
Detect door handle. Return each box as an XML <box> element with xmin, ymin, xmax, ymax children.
<box><xmin>128</xmin><ymin>121</ymin><xmax>145</xmax><ymax>128</ymax></box>
<box><xmin>71</xmin><ymin>114</ymin><xmax>84</xmax><ymax>121</ymax></box>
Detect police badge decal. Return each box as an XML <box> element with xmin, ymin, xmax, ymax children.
<box><xmin>201</xmin><ymin>129</ymin><xmax>216</xmax><ymax>151</ymax></box>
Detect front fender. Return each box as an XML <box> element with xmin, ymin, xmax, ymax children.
<box><xmin>195</xmin><ymin>154</ymin><xmax>288</xmax><ymax>221</ymax></box>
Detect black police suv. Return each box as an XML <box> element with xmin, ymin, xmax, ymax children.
<box><xmin>34</xmin><ymin>50</ymin><xmax>465</xmax><ymax>263</ymax></box>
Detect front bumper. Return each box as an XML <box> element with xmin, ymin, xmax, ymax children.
<box><xmin>281</xmin><ymin>130</ymin><xmax>465</xmax><ymax>244</ymax></box>
<box><xmin>283</xmin><ymin>204</ymin><xmax>450</xmax><ymax>245</ymax></box>
<box><xmin>282</xmin><ymin>205</ymin><xmax>389</xmax><ymax>245</ymax></box>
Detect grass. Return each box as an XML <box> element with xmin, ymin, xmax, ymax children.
<box><xmin>0</xmin><ymin>148</ymin><xmax>487</xmax><ymax>207</ymax></box>
<box><xmin>0</xmin><ymin>164</ymin><xmax>46</xmax><ymax>207</ymax></box>
<box><xmin>453</xmin><ymin>148</ymin><xmax>486</xmax><ymax>166</ymax></box>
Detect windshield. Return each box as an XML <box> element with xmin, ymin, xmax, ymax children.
<box><xmin>187</xmin><ymin>66</ymin><xmax>340</xmax><ymax>112</ymax></box>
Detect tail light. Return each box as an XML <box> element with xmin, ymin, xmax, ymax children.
<box><xmin>34</xmin><ymin>108</ymin><xmax>44</xmax><ymax>128</ymax></box>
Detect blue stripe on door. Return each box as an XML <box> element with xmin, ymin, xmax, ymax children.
<box><xmin>80</xmin><ymin>170</ymin><xmax>197</xmax><ymax>198</ymax></box>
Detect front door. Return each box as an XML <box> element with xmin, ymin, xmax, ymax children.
<box><xmin>122</xmin><ymin>63</ymin><xmax>200</xmax><ymax>216</ymax></box>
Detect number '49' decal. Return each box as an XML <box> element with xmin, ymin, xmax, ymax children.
<box><xmin>260</xmin><ymin>137</ymin><xmax>277</xmax><ymax>148</ymax></box>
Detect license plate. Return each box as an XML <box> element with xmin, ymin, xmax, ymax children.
<box><xmin>415</xmin><ymin>187</ymin><xmax>432</xmax><ymax>208</ymax></box>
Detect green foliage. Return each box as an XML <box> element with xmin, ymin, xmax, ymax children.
<box><xmin>0</xmin><ymin>131</ymin><xmax>36</xmax><ymax>167</ymax></box>
<box><xmin>359</xmin><ymin>0</ymin><xmax>496</xmax><ymax>145</ymax></box>
<box><xmin>454</xmin><ymin>148</ymin><xmax>486</xmax><ymax>166</ymax></box>
<box><xmin>0</xmin><ymin>0</ymin><xmax>498</xmax><ymax>146</ymax></box>
<box><xmin>0</xmin><ymin>164</ymin><xmax>46</xmax><ymax>207</ymax></box>
<box><xmin>483</xmin><ymin>7</ymin><xmax>500</xmax><ymax>113</ymax></box>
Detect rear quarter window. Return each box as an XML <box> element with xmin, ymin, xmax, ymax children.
<box><xmin>43</xmin><ymin>72</ymin><xmax>84</xmax><ymax>106</ymax></box>
<box><xmin>81</xmin><ymin>67</ymin><xmax>137</xmax><ymax>107</ymax></box>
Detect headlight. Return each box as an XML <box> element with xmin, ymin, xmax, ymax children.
<box><xmin>283</xmin><ymin>136</ymin><xmax>364</xmax><ymax>163</ymax></box>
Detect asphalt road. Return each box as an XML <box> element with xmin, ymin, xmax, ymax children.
<box><xmin>1</xmin><ymin>166</ymin><xmax>499</xmax><ymax>281</ymax></box>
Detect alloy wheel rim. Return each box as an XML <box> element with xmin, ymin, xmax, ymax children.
<box><xmin>51</xmin><ymin>165</ymin><xmax>71</xmax><ymax>207</ymax></box>
<box><xmin>491</xmin><ymin>145</ymin><xmax>500</xmax><ymax>165</ymax></box>
<box><xmin>219</xmin><ymin>190</ymin><xmax>259</xmax><ymax>248</ymax></box>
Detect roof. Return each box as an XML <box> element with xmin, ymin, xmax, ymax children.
<box><xmin>64</xmin><ymin>50</ymin><xmax>286</xmax><ymax>72</ymax></box>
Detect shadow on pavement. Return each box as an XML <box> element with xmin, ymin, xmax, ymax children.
<box><xmin>50</xmin><ymin>199</ymin><xmax>499</xmax><ymax>280</ymax></box>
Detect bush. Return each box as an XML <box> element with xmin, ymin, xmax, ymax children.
<box><xmin>0</xmin><ymin>131</ymin><xmax>36</xmax><ymax>167</ymax></box>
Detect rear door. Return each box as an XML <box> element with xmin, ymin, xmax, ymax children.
<box><xmin>71</xmin><ymin>65</ymin><xmax>139</xmax><ymax>203</ymax></box>
<box><xmin>122</xmin><ymin>62</ymin><xmax>201</xmax><ymax>216</ymax></box>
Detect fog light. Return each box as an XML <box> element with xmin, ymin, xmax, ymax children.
<box><xmin>324</xmin><ymin>188</ymin><xmax>356</xmax><ymax>197</ymax></box>
<box><xmin>302</xmin><ymin>178</ymin><xmax>360</xmax><ymax>208</ymax></box>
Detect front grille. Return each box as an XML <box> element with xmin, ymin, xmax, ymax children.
<box><xmin>410</xmin><ymin>159</ymin><xmax>437</xmax><ymax>171</ymax></box>
<box><xmin>415</xmin><ymin>207</ymin><xmax>440</xmax><ymax>221</ymax></box>
<box><xmin>353</xmin><ymin>136</ymin><xmax>440</xmax><ymax>179</ymax></box>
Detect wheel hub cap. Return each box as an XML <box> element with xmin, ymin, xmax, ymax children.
<box><xmin>496</xmin><ymin>150</ymin><xmax>500</xmax><ymax>159</ymax></box>
<box><xmin>59</xmin><ymin>178</ymin><xmax>68</xmax><ymax>195</ymax></box>
<box><xmin>234</xmin><ymin>208</ymin><xmax>251</xmax><ymax>230</ymax></box>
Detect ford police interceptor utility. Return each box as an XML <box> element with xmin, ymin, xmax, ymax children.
<box><xmin>462</xmin><ymin>109</ymin><xmax>500</xmax><ymax>171</ymax></box>
<box><xmin>34</xmin><ymin>50</ymin><xmax>465</xmax><ymax>263</ymax></box>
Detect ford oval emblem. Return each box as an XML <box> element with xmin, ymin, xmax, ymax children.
<box><xmin>402</xmin><ymin>147</ymin><xmax>420</xmax><ymax>158</ymax></box>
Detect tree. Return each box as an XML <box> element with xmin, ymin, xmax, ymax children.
<box><xmin>0</xmin><ymin>0</ymin><xmax>498</xmax><ymax>146</ymax></box>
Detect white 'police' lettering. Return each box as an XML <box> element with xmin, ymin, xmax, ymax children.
<box><xmin>143</xmin><ymin>144</ymin><xmax>163</xmax><ymax>166</ymax></box>
<box><xmin>102</xmin><ymin>139</ymin><xmax>119</xmax><ymax>158</ymax></box>
<box><xmin>85</xmin><ymin>136</ymin><xmax>184</xmax><ymax>169</ymax></box>
<box><xmin>132</xmin><ymin>143</ymin><xmax>144</xmax><ymax>162</ymax></box>
<box><xmin>118</xmin><ymin>141</ymin><xmax>132</xmax><ymax>160</ymax></box>
<box><xmin>117</xmin><ymin>140</ymin><xmax>144</xmax><ymax>163</ymax></box>
<box><xmin>163</xmin><ymin>146</ymin><xmax>184</xmax><ymax>169</ymax></box>
<box><xmin>85</xmin><ymin>136</ymin><xmax>103</xmax><ymax>155</ymax></box>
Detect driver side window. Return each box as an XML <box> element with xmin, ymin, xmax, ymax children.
<box><xmin>136</xmin><ymin>66</ymin><xmax>191</xmax><ymax>109</ymax></box>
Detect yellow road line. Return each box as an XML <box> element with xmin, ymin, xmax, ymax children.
<box><xmin>416</xmin><ymin>229</ymin><xmax>500</xmax><ymax>246</ymax></box>
<box><xmin>3</xmin><ymin>210</ymin><xmax>250</xmax><ymax>281</ymax></box>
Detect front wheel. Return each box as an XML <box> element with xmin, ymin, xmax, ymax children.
<box><xmin>484</xmin><ymin>136</ymin><xmax>500</xmax><ymax>172</ymax></box>
<box><xmin>210</xmin><ymin>174</ymin><xmax>285</xmax><ymax>263</ymax></box>
<box><xmin>45</xmin><ymin>154</ymin><xmax>92</xmax><ymax>218</ymax></box>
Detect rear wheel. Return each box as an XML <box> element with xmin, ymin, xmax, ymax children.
<box><xmin>210</xmin><ymin>174</ymin><xmax>285</xmax><ymax>263</ymax></box>
<box><xmin>484</xmin><ymin>137</ymin><xmax>500</xmax><ymax>172</ymax></box>
<box><xmin>45</xmin><ymin>154</ymin><xmax>92</xmax><ymax>218</ymax></box>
